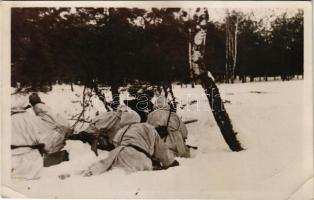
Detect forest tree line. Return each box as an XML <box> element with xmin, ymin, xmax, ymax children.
<box><xmin>12</xmin><ymin>8</ymin><xmax>304</xmax><ymax>90</ymax></box>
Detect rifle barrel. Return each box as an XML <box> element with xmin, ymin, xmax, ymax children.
<box><xmin>183</xmin><ymin>119</ymin><xmax>198</xmax><ymax>124</ymax></box>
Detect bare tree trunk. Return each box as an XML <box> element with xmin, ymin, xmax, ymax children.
<box><xmin>228</xmin><ymin>20</ymin><xmax>233</xmax><ymax>84</ymax></box>
<box><xmin>190</xmin><ymin>8</ymin><xmax>243</xmax><ymax>152</ymax></box>
<box><xmin>168</xmin><ymin>83</ymin><xmax>177</xmax><ymax>112</ymax></box>
<box><xmin>70</xmin><ymin>81</ymin><xmax>74</xmax><ymax>92</ymax></box>
<box><xmin>231</xmin><ymin>16</ymin><xmax>238</xmax><ymax>84</ymax></box>
<box><xmin>161</xmin><ymin>82</ymin><xmax>177</xmax><ymax>111</ymax></box>
<box><xmin>70</xmin><ymin>83</ymin><xmax>89</xmax><ymax>133</ymax></box>
<box><xmin>162</xmin><ymin>84</ymin><xmax>169</xmax><ymax>98</ymax></box>
<box><xmin>225</xmin><ymin>12</ymin><xmax>238</xmax><ymax>84</ymax></box>
<box><xmin>225</xmin><ymin>14</ymin><xmax>229</xmax><ymax>83</ymax></box>
<box><xmin>188</xmin><ymin>27</ymin><xmax>193</xmax><ymax>80</ymax></box>
<box><xmin>110</xmin><ymin>83</ymin><xmax>120</xmax><ymax>110</ymax></box>
<box><xmin>241</xmin><ymin>75</ymin><xmax>246</xmax><ymax>83</ymax></box>
<box><xmin>199</xmin><ymin>74</ymin><xmax>243</xmax><ymax>151</ymax></box>
<box><xmin>188</xmin><ymin>27</ymin><xmax>196</xmax><ymax>88</ymax></box>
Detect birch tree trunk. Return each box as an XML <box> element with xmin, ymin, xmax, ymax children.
<box><xmin>225</xmin><ymin>15</ymin><xmax>230</xmax><ymax>83</ymax></box>
<box><xmin>190</xmin><ymin>8</ymin><xmax>243</xmax><ymax>151</ymax></box>
<box><xmin>231</xmin><ymin>16</ymin><xmax>238</xmax><ymax>84</ymax></box>
<box><xmin>225</xmin><ymin>11</ymin><xmax>239</xmax><ymax>84</ymax></box>
<box><xmin>188</xmin><ymin>28</ymin><xmax>195</xmax><ymax>88</ymax></box>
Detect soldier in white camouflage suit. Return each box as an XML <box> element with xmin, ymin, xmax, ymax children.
<box><xmin>68</xmin><ymin>105</ymin><xmax>140</xmax><ymax>154</ymax></box>
<box><xmin>29</xmin><ymin>93</ymin><xmax>71</xmax><ymax>137</ymax></box>
<box><xmin>11</xmin><ymin>99</ymin><xmax>66</xmax><ymax>180</ymax></box>
<box><xmin>81</xmin><ymin>111</ymin><xmax>178</xmax><ymax>176</ymax></box>
<box><xmin>147</xmin><ymin>96</ymin><xmax>190</xmax><ymax>158</ymax></box>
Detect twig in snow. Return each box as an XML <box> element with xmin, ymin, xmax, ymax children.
<box><xmin>70</xmin><ymin>85</ymin><xmax>88</xmax><ymax>132</ymax></box>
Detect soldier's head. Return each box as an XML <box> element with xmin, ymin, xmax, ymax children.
<box><xmin>29</xmin><ymin>93</ymin><xmax>43</xmax><ymax>106</ymax></box>
<box><xmin>153</xmin><ymin>95</ymin><xmax>170</xmax><ymax>110</ymax></box>
<box><xmin>119</xmin><ymin>109</ymin><xmax>141</xmax><ymax>128</ymax></box>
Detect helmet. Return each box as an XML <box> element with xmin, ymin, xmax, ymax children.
<box><xmin>29</xmin><ymin>93</ymin><xmax>43</xmax><ymax>106</ymax></box>
<box><xmin>153</xmin><ymin>95</ymin><xmax>170</xmax><ymax>110</ymax></box>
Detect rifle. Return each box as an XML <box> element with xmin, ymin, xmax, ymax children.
<box><xmin>186</xmin><ymin>144</ymin><xmax>198</xmax><ymax>150</ymax></box>
<box><xmin>67</xmin><ymin>132</ymin><xmax>114</xmax><ymax>156</ymax></box>
<box><xmin>67</xmin><ymin>132</ymin><xmax>99</xmax><ymax>155</ymax></box>
<box><xmin>11</xmin><ymin>143</ymin><xmax>45</xmax><ymax>156</ymax></box>
<box><xmin>183</xmin><ymin>119</ymin><xmax>198</xmax><ymax>125</ymax></box>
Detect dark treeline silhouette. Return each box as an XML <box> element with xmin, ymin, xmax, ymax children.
<box><xmin>11</xmin><ymin>8</ymin><xmax>303</xmax><ymax>90</ymax></box>
<box><xmin>204</xmin><ymin>10</ymin><xmax>303</xmax><ymax>83</ymax></box>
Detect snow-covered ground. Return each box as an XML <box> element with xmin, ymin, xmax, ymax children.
<box><xmin>8</xmin><ymin>80</ymin><xmax>313</xmax><ymax>199</ymax></box>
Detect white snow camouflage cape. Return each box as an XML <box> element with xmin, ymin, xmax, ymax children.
<box><xmin>33</xmin><ymin>103</ymin><xmax>71</xmax><ymax>135</ymax></box>
<box><xmin>84</xmin><ymin>111</ymin><xmax>121</xmax><ymax>143</ymax></box>
<box><xmin>147</xmin><ymin>96</ymin><xmax>190</xmax><ymax>158</ymax></box>
<box><xmin>11</xmin><ymin>111</ymin><xmax>65</xmax><ymax>180</ymax></box>
<box><xmin>85</xmin><ymin>113</ymin><xmax>175</xmax><ymax>175</ymax></box>
<box><xmin>83</xmin><ymin>107</ymin><xmax>139</xmax><ymax>144</ymax></box>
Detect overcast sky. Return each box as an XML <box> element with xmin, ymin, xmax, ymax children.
<box><xmin>65</xmin><ymin>7</ymin><xmax>301</xmax><ymax>29</ymax></box>
<box><xmin>207</xmin><ymin>8</ymin><xmax>301</xmax><ymax>22</ymax></box>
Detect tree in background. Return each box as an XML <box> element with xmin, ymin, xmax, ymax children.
<box><xmin>12</xmin><ymin>8</ymin><xmax>304</xmax><ymax>88</ymax></box>
<box><xmin>12</xmin><ymin>8</ymin><xmax>59</xmax><ymax>90</ymax></box>
<box><xmin>236</xmin><ymin>12</ymin><xmax>266</xmax><ymax>82</ymax></box>
<box><xmin>270</xmin><ymin>10</ymin><xmax>304</xmax><ymax>80</ymax></box>
<box><xmin>224</xmin><ymin>10</ymin><xmax>240</xmax><ymax>83</ymax></box>
<box><xmin>183</xmin><ymin>8</ymin><xmax>244</xmax><ymax>151</ymax></box>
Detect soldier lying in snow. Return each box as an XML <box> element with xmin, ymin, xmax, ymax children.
<box><xmin>81</xmin><ymin>111</ymin><xmax>179</xmax><ymax>176</ymax></box>
<box><xmin>67</xmin><ymin>105</ymin><xmax>140</xmax><ymax>155</ymax></box>
<box><xmin>147</xmin><ymin>96</ymin><xmax>190</xmax><ymax>158</ymax></box>
<box><xmin>11</xmin><ymin>101</ymin><xmax>67</xmax><ymax>180</ymax></box>
<box><xmin>29</xmin><ymin>93</ymin><xmax>71</xmax><ymax>166</ymax></box>
<box><xmin>29</xmin><ymin>93</ymin><xmax>72</xmax><ymax>137</ymax></box>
